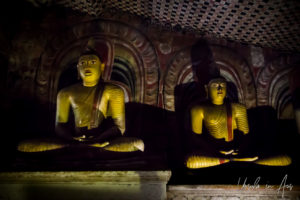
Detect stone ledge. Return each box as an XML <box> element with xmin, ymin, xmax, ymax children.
<box><xmin>0</xmin><ymin>171</ymin><xmax>171</xmax><ymax>183</ymax></box>
<box><xmin>167</xmin><ymin>185</ymin><xmax>300</xmax><ymax>200</ymax></box>
<box><xmin>0</xmin><ymin>171</ymin><xmax>171</xmax><ymax>200</ymax></box>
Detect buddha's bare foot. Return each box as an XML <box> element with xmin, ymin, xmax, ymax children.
<box><xmin>255</xmin><ymin>155</ymin><xmax>292</xmax><ymax>166</ymax></box>
<box><xmin>186</xmin><ymin>155</ymin><xmax>230</xmax><ymax>169</ymax></box>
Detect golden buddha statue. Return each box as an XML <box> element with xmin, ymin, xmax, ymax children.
<box><xmin>18</xmin><ymin>49</ymin><xmax>144</xmax><ymax>153</ymax></box>
<box><xmin>186</xmin><ymin>77</ymin><xmax>291</xmax><ymax>168</ymax></box>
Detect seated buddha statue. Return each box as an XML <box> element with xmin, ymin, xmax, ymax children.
<box><xmin>18</xmin><ymin>48</ymin><xmax>144</xmax><ymax>153</ymax></box>
<box><xmin>185</xmin><ymin>77</ymin><xmax>291</xmax><ymax>168</ymax></box>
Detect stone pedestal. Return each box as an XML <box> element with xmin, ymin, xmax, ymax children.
<box><xmin>0</xmin><ymin>171</ymin><xmax>171</xmax><ymax>200</ymax></box>
<box><xmin>167</xmin><ymin>185</ymin><xmax>300</xmax><ymax>200</ymax></box>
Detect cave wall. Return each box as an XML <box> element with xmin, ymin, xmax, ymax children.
<box><xmin>0</xmin><ymin>2</ymin><xmax>299</xmax><ymax>138</ymax></box>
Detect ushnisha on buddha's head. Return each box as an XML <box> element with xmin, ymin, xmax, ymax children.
<box><xmin>191</xmin><ymin>39</ymin><xmax>219</xmax><ymax>85</ymax></box>
<box><xmin>205</xmin><ymin>77</ymin><xmax>227</xmax><ymax>105</ymax></box>
<box><xmin>77</xmin><ymin>49</ymin><xmax>105</xmax><ymax>87</ymax></box>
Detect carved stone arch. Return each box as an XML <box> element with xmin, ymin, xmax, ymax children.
<box><xmin>218</xmin><ymin>64</ymin><xmax>243</xmax><ymax>103</ymax></box>
<box><xmin>112</xmin><ymin>43</ymin><xmax>144</xmax><ymax>103</ymax></box>
<box><xmin>163</xmin><ymin>48</ymin><xmax>192</xmax><ymax>111</ymax></box>
<box><xmin>257</xmin><ymin>62</ymin><xmax>285</xmax><ymax>106</ymax></box>
<box><xmin>269</xmin><ymin>69</ymin><xmax>291</xmax><ymax>107</ymax></box>
<box><xmin>36</xmin><ymin>19</ymin><xmax>159</xmax><ymax>108</ymax></box>
<box><xmin>210</xmin><ymin>45</ymin><xmax>256</xmax><ymax>108</ymax></box>
<box><xmin>163</xmin><ymin>45</ymin><xmax>256</xmax><ymax>111</ymax></box>
<box><xmin>256</xmin><ymin>56</ymin><xmax>293</xmax><ymax>105</ymax></box>
<box><xmin>269</xmin><ymin>68</ymin><xmax>293</xmax><ymax>118</ymax></box>
<box><xmin>257</xmin><ymin>56</ymin><xmax>297</xmax><ymax>118</ymax></box>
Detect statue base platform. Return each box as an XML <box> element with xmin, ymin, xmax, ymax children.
<box><xmin>167</xmin><ymin>185</ymin><xmax>300</xmax><ymax>199</ymax></box>
<box><xmin>1</xmin><ymin>171</ymin><xmax>300</xmax><ymax>200</ymax></box>
<box><xmin>0</xmin><ymin>171</ymin><xmax>171</xmax><ymax>200</ymax></box>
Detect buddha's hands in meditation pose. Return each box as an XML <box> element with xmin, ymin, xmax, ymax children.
<box><xmin>18</xmin><ymin>51</ymin><xmax>144</xmax><ymax>153</ymax></box>
<box><xmin>186</xmin><ymin>78</ymin><xmax>291</xmax><ymax>168</ymax></box>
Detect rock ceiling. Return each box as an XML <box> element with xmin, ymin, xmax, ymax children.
<box><xmin>28</xmin><ymin>0</ymin><xmax>300</xmax><ymax>52</ymax></box>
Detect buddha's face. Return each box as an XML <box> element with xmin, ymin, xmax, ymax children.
<box><xmin>207</xmin><ymin>79</ymin><xmax>227</xmax><ymax>105</ymax></box>
<box><xmin>77</xmin><ymin>54</ymin><xmax>104</xmax><ymax>86</ymax></box>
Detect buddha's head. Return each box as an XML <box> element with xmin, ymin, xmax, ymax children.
<box><xmin>77</xmin><ymin>51</ymin><xmax>105</xmax><ymax>87</ymax></box>
<box><xmin>206</xmin><ymin>78</ymin><xmax>227</xmax><ymax>105</ymax></box>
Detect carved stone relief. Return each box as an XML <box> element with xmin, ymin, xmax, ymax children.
<box><xmin>163</xmin><ymin>48</ymin><xmax>192</xmax><ymax>111</ymax></box>
<box><xmin>6</xmin><ymin>13</ymin><xmax>296</xmax><ymax>119</ymax></box>
<box><xmin>36</xmin><ymin>19</ymin><xmax>159</xmax><ymax>107</ymax></box>
<box><xmin>250</xmin><ymin>45</ymin><xmax>265</xmax><ymax>68</ymax></box>
<box><xmin>256</xmin><ymin>55</ymin><xmax>296</xmax><ymax>116</ymax></box>
<box><xmin>163</xmin><ymin>45</ymin><xmax>256</xmax><ymax>111</ymax></box>
<box><xmin>7</xmin><ymin>31</ymin><xmax>46</xmax><ymax>98</ymax></box>
<box><xmin>269</xmin><ymin>68</ymin><xmax>292</xmax><ymax>116</ymax></box>
<box><xmin>211</xmin><ymin>45</ymin><xmax>257</xmax><ymax>108</ymax></box>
